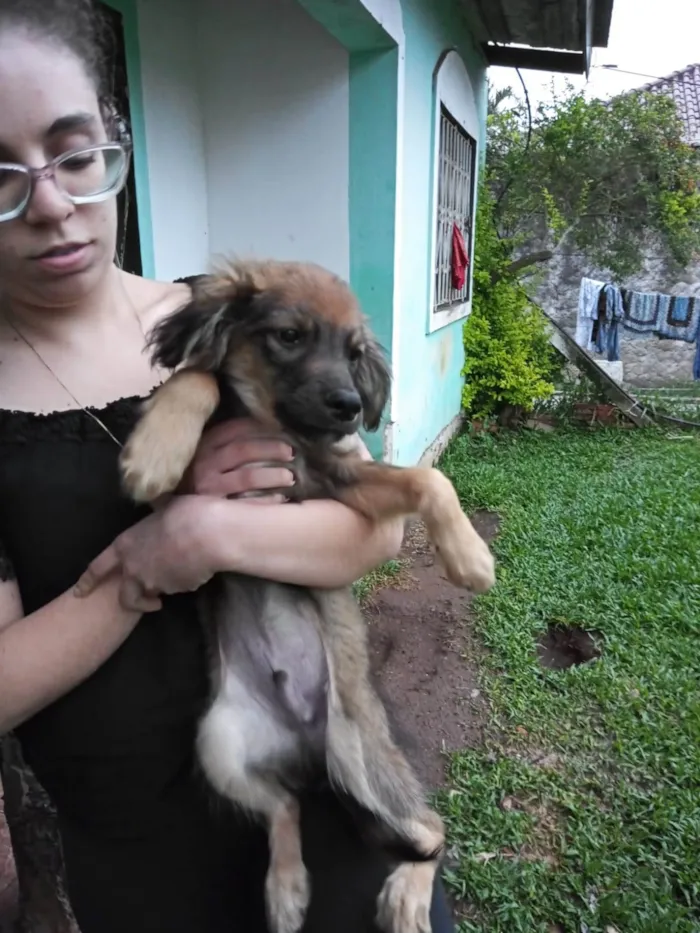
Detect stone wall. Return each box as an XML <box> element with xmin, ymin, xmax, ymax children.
<box><xmin>531</xmin><ymin>244</ymin><xmax>700</xmax><ymax>387</ymax></box>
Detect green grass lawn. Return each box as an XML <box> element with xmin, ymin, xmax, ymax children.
<box><xmin>437</xmin><ymin>427</ymin><xmax>700</xmax><ymax>933</ymax></box>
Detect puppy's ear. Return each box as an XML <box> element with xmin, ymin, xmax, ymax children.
<box><xmin>355</xmin><ymin>331</ymin><xmax>391</xmax><ymax>432</ymax></box>
<box><xmin>146</xmin><ymin>279</ymin><xmax>256</xmax><ymax>372</ymax></box>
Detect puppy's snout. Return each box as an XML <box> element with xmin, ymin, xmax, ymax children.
<box><xmin>325</xmin><ymin>388</ymin><xmax>362</xmax><ymax>422</ymax></box>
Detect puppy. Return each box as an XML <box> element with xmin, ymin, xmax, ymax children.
<box><xmin>118</xmin><ymin>259</ymin><xmax>495</xmax><ymax>933</ymax></box>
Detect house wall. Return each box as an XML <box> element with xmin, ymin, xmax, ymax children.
<box><xmin>133</xmin><ymin>0</ymin><xmax>210</xmax><ymax>280</ymax></box>
<box><xmin>132</xmin><ymin>0</ymin><xmax>350</xmax><ymax>283</ymax></box>
<box><xmin>197</xmin><ymin>0</ymin><xmax>350</xmax><ymax>279</ymax></box>
<box><xmin>121</xmin><ymin>0</ymin><xmax>487</xmax><ymax>465</ymax></box>
<box><xmin>272</xmin><ymin>0</ymin><xmax>404</xmax><ymax>460</ymax></box>
<box><xmin>388</xmin><ymin>0</ymin><xmax>487</xmax><ymax>466</ymax></box>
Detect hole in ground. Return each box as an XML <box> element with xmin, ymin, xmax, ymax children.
<box><xmin>537</xmin><ymin>623</ymin><xmax>603</xmax><ymax>670</ymax></box>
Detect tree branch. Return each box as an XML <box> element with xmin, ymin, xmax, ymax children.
<box><xmin>497</xmin><ymin>250</ymin><xmax>553</xmax><ymax>281</ymax></box>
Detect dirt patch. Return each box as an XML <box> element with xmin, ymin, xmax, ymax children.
<box><xmin>537</xmin><ymin>623</ymin><xmax>603</xmax><ymax>670</ymax></box>
<box><xmin>367</xmin><ymin>511</ymin><xmax>500</xmax><ymax>789</ymax></box>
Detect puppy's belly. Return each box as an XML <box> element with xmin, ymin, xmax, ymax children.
<box><xmin>207</xmin><ymin>578</ymin><xmax>331</xmax><ymax>767</ymax></box>
<box><xmin>197</xmin><ymin>683</ymin><xmax>301</xmax><ymax>797</ymax></box>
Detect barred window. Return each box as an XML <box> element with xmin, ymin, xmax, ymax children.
<box><xmin>433</xmin><ymin>105</ymin><xmax>476</xmax><ymax>312</ymax></box>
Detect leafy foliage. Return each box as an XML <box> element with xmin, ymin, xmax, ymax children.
<box><xmin>459</xmin><ymin>82</ymin><xmax>700</xmax><ymax>417</ymax></box>
<box><xmin>488</xmin><ymin>82</ymin><xmax>700</xmax><ymax>277</ymax></box>
<box><xmin>461</xmin><ymin>187</ymin><xmax>560</xmax><ymax>419</ymax></box>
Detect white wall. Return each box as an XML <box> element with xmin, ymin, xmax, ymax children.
<box><xmin>198</xmin><ymin>0</ymin><xmax>350</xmax><ymax>279</ymax></box>
<box><xmin>135</xmin><ymin>0</ymin><xmax>350</xmax><ymax>282</ymax></box>
<box><xmin>136</xmin><ymin>0</ymin><xmax>210</xmax><ymax>281</ymax></box>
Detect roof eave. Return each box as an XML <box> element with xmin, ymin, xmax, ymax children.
<box><xmin>483</xmin><ymin>44</ymin><xmax>587</xmax><ymax>75</ymax></box>
<box><xmin>472</xmin><ymin>0</ymin><xmax>615</xmax><ymax>76</ymax></box>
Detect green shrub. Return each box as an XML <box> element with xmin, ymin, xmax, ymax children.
<box><xmin>461</xmin><ymin>188</ymin><xmax>560</xmax><ymax>420</ymax></box>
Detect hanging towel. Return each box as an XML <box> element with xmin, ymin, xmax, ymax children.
<box><xmin>590</xmin><ymin>284</ymin><xmax>623</xmax><ymax>361</ymax></box>
<box><xmin>603</xmin><ymin>284</ymin><xmax>623</xmax><ymax>361</ymax></box>
<box><xmin>451</xmin><ymin>224</ymin><xmax>469</xmax><ymax>290</ymax></box>
<box><xmin>623</xmin><ymin>290</ymin><xmax>660</xmax><ymax>334</ymax></box>
<box><xmin>575</xmin><ymin>277</ymin><xmax>605</xmax><ymax>349</ymax></box>
<box><xmin>655</xmin><ymin>295</ymin><xmax>700</xmax><ymax>343</ymax></box>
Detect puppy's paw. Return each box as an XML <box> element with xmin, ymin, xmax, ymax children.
<box><xmin>265</xmin><ymin>862</ymin><xmax>311</xmax><ymax>933</ymax></box>
<box><xmin>433</xmin><ymin>511</ymin><xmax>495</xmax><ymax>593</ymax></box>
<box><xmin>120</xmin><ymin>417</ymin><xmax>199</xmax><ymax>503</ymax></box>
<box><xmin>376</xmin><ymin>863</ymin><xmax>433</xmax><ymax>933</ymax></box>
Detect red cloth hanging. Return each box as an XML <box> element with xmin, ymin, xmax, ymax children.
<box><xmin>451</xmin><ymin>223</ymin><xmax>469</xmax><ymax>290</ymax></box>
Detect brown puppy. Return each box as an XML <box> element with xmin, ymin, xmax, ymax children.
<box><xmin>118</xmin><ymin>259</ymin><xmax>495</xmax><ymax>933</ymax></box>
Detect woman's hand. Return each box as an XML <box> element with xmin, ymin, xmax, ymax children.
<box><xmin>73</xmin><ymin>496</ymin><xmax>222</xmax><ymax>613</ymax></box>
<box><xmin>180</xmin><ymin>418</ymin><xmax>295</xmax><ymax>502</ymax></box>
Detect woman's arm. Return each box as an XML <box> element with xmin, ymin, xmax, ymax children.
<box><xmin>75</xmin><ymin>422</ymin><xmax>405</xmax><ymax>609</ymax></box>
<box><xmin>205</xmin><ymin>496</ymin><xmax>404</xmax><ymax>589</ymax></box>
<box><xmin>0</xmin><ymin>576</ymin><xmax>148</xmax><ymax>734</ymax></box>
<box><xmin>190</xmin><ymin>424</ymin><xmax>405</xmax><ymax>586</ymax></box>
<box><xmin>76</xmin><ymin>489</ymin><xmax>405</xmax><ymax>611</ymax></box>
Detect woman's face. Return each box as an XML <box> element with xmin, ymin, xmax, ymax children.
<box><xmin>0</xmin><ymin>30</ymin><xmax>119</xmax><ymax>310</ymax></box>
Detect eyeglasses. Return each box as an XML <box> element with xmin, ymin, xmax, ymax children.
<box><xmin>0</xmin><ymin>143</ymin><xmax>132</xmax><ymax>223</ymax></box>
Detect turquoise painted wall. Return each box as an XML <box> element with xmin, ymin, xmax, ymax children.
<box><xmin>112</xmin><ymin>0</ymin><xmax>484</xmax><ymax>462</ymax></box>
<box><xmin>391</xmin><ymin>0</ymin><xmax>487</xmax><ymax>466</ymax></box>
<box><xmin>297</xmin><ymin>0</ymin><xmax>400</xmax><ymax>460</ymax></box>
<box><xmin>301</xmin><ymin>0</ymin><xmax>486</xmax><ymax>464</ymax></box>
<box><xmin>349</xmin><ymin>46</ymin><xmax>399</xmax><ymax>459</ymax></box>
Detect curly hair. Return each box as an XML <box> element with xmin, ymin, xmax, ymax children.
<box><xmin>0</xmin><ymin>0</ymin><xmax>111</xmax><ymax>95</ymax></box>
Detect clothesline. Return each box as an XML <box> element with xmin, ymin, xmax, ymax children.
<box><xmin>575</xmin><ymin>277</ymin><xmax>700</xmax><ymax>380</ymax></box>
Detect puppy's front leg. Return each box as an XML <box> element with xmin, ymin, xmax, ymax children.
<box><xmin>337</xmin><ymin>461</ymin><xmax>495</xmax><ymax>593</ymax></box>
<box><xmin>120</xmin><ymin>369</ymin><xmax>220</xmax><ymax>502</ymax></box>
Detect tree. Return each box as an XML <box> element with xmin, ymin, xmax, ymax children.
<box><xmin>487</xmin><ymin>82</ymin><xmax>700</xmax><ymax>279</ymax></box>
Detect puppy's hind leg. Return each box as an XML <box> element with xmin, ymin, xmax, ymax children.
<box><xmin>327</xmin><ymin>700</ymin><xmax>444</xmax><ymax>933</ymax></box>
<box><xmin>319</xmin><ymin>595</ymin><xmax>444</xmax><ymax>933</ymax></box>
<box><xmin>197</xmin><ymin>694</ymin><xmax>311</xmax><ymax>933</ymax></box>
<box><xmin>264</xmin><ymin>796</ymin><xmax>310</xmax><ymax>933</ymax></box>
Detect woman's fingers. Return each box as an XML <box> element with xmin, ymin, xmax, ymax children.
<box><xmin>119</xmin><ymin>577</ymin><xmax>163</xmax><ymax>614</ymax></box>
<box><xmin>237</xmin><ymin>492</ymin><xmax>288</xmax><ymax>506</ymax></box>
<box><xmin>198</xmin><ymin>418</ymin><xmax>291</xmax><ymax>453</ymax></box>
<box><xmin>73</xmin><ymin>544</ymin><xmax>119</xmax><ymax>597</ymax></box>
<box><xmin>199</xmin><ymin>439</ymin><xmax>294</xmax><ymax>486</ymax></box>
<box><xmin>214</xmin><ymin>465</ymin><xmax>295</xmax><ymax>498</ymax></box>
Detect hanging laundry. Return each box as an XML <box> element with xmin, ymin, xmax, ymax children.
<box><xmin>621</xmin><ymin>289</ymin><xmax>660</xmax><ymax>334</ymax></box>
<box><xmin>622</xmin><ymin>289</ymin><xmax>699</xmax><ymax>343</ymax></box>
<box><xmin>602</xmin><ymin>283</ymin><xmax>624</xmax><ymax>362</ymax></box>
<box><xmin>575</xmin><ymin>277</ymin><xmax>605</xmax><ymax>349</ymax></box>
<box><xmin>580</xmin><ymin>280</ymin><xmax>700</xmax><ymax>381</ymax></box>
<box><xmin>654</xmin><ymin>295</ymin><xmax>700</xmax><ymax>343</ymax></box>
<box><xmin>585</xmin><ymin>281</ymin><xmax>623</xmax><ymax>362</ymax></box>
<box><xmin>451</xmin><ymin>223</ymin><xmax>469</xmax><ymax>290</ymax></box>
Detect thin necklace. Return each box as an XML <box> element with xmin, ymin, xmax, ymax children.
<box><xmin>2</xmin><ymin>286</ymin><xmax>151</xmax><ymax>449</ymax></box>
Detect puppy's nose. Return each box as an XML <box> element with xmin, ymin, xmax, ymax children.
<box><xmin>325</xmin><ymin>388</ymin><xmax>362</xmax><ymax>421</ymax></box>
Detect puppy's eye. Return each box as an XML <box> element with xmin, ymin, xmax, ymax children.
<box><xmin>278</xmin><ymin>328</ymin><xmax>302</xmax><ymax>346</ymax></box>
<box><xmin>348</xmin><ymin>346</ymin><xmax>363</xmax><ymax>363</ymax></box>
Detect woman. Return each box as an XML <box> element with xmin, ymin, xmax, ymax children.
<box><xmin>0</xmin><ymin>1</ymin><xmax>455</xmax><ymax>931</ymax></box>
